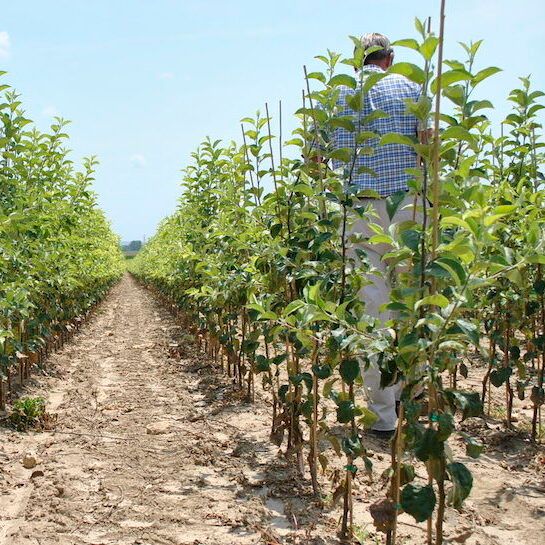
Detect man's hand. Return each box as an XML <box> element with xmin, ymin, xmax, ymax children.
<box><xmin>309</xmin><ymin>153</ymin><xmax>326</xmax><ymax>164</ymax></box>
<box><xmin>418</xmin><ymin>127</ymin><xmax>433</xmax><ymax>145</ymax></box>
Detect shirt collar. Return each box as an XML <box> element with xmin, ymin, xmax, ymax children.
<box><xmin>361</xmin><ymin>64</ymin><xmax>385</xmax><ymax>73</ymax></box>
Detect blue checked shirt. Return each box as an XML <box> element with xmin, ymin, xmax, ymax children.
<box><xmin>330</xmin><ymin>64</ymin><xmax>421</xmax><ymax>196</ymax></box>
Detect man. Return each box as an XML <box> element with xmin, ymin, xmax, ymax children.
<box><xmin>330</xmin><ymin>33</ymin><xmax>422</xmax><ymax>435</ymax></box>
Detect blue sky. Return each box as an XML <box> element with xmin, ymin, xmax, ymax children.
<box><xmin>2</xmin><ymin>0</ymin><xmax>544</xmax><ymax>241</ymax></box>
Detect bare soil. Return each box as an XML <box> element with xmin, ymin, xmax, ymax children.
<box><xmin>0</xmin><ymin>275</ymin><xmax>544</xmax><ymax>545</ymax></box>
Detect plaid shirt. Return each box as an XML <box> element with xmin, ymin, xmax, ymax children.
<box><xmin>330</xmin><ymin>64</ymin><xmax>421</xmax><ymax>196</ymax></box>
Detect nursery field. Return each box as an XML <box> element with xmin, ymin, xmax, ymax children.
<box><xmin>2</xmin><ymin>1</ymin><xmax>545</xmax><ymax>544</ymax></box>
<box><xmin>0</xmin><ymin>276</ymin><xmax>543</xmax><ymax>545</ymax></box>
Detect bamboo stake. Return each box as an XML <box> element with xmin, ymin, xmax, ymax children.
<box><xmin>428</xmin><ymin>2</ymin><xmax>447</xmax><ymax>543</ymax></box>
<box><xmin>279</xmin><ymin>100</ymin><xmax>283</xmax><ymax>183</ymax></box>
<box><xmin>431</xmin><ymin>0</ymin><xmax>446</xmax><ymax>261</ymax></box>
<box><xmin>303</xmin><ymin>65</ymin><xmax>327</xmax><ymax>219</ymax></box>
<box><xmin>241</xmin><ymin>124</ymin><xmax>260</xmax><ymax>206</ymax></box>
<box><xmin>265</xmin><ymin>102</ymin><xmax>279</xmax><ymax>195</ymax></box>
<box><xmin>265</xmin><ymin>102</ymin><xmax>282</xmax><ymax>221</ymax></box>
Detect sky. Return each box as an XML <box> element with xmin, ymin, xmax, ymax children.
<box><xmin>2</xmin><ymin>0</ymin><xmax>544</xmax><ymax>242</ymax></box>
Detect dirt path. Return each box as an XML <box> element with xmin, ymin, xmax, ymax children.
<box><xmin>0</xmin><ymin>276</ymin><xmax>288</xmax><ymax>545</ymax></box>
<box><xmin>1</xmin><ymin>275</ymin><xmax>544</xmax><ymax>545</ymax></box>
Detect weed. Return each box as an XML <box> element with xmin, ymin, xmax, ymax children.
<box><xmin>9</xmin><ymin>397</ymin><xmax>47</xmax><ymax>431</ymax></box>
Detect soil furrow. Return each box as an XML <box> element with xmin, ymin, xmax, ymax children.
<box><xmin>0</xmin><ymin>276</ymin><xmax>284</xmax><ymax>545</ymax></box>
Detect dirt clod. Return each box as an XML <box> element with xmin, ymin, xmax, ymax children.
<box><xmin>21</xmin><ymin>453</ymin><xmax>39</xmax><ymax>469</ymax></box>
<box><xmin>145</xmin><ymin>420</ymin><xmax>171</xmax><ymax>435</ymax></box>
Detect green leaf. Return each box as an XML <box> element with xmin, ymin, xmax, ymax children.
<box><xmin>356</xmin><ymin>130</ymin><xmax>379</xmax><ymax>143</ymax></box>
<box><xmin>401</xmin><ymin>484</ymin><xmax>436</xmax><ymax>522</ymax></box>
<box><xmin>444</xmin><ymin>390</ymin><xmax>482</xmax><ymax>420</ymax></box>
<box><xmin>329</xmin><ymin>148</ymin><xmax>354</xmax><ymax>162</ymax></box>
<box><xmin>446</xmin><ymin>462</ymin><xmax>473</xmax><ymax>508</ymax></box>
<box><xmin>362</xmin><ymin>110</ymin><xmax>390</xmax><ymax>123</ymax></box>
<box><xmin>329</xmin><ymin>74</ymin><xmax>357</xmax><ymax>89</ymax></box>
<box><xmin>270</xmin><ymin>222</ymin><xmax>282</xmax><ymax>238</ymax></box>
<box><xmin>414</xmin><ymin>17</ymin><xmax>425</xmax><ymax>37</ymax></box>
<box><xmin>469</xmin><ymin>99</ymin><xmax>494</xmax><ymax>113</ymax></box>
<box><xmin>329</xmin><ymin>116</ymin><xmax>356</xmax><ymax>132</ymax></box>
<box><xmin>255</xmin><ymin>355</ymin><xmax>271</xmax><ymax>373</ymax></box>
<box><xmin>386</xmin><ymin>191</ymin><xmax>408</xmax><ymax>220</ymax></box>
<box><xmin>435</xmin><ymin>257</ymin><xmax>467</xmax><ymax>286</ymax></box>
<box><xmin>312</xmin><ymin>363</ymin><xmax>333</xmax><ymax>379</ymax></box>
<box><xmin>346</xmin><ymin>92</ymin><xmax>363</xmax><ymax>111</ymax></box>
<box><xmin>490</xmin><ymin>367</ymin><xmax>512</xmax><ymax>388</ymax></box>
<box><xmin>342</xmin><ymin>434</ymin><xmax>364</xmax><ymax>458</ymax></box>
<box><xmin>336</xmin><ymin>400</ymin><xmax>361</xmax><ymax>423</ymax></box>
<box><xmin>534</xmin><ymin>279</ymin><xmax>545</xmax><ymax>295</ymax></box>
<box><xmin>292</xmin><ymin>183</ymin><xmax>314</xmax><ymax>197</ymax></box>
<box><xmin>506</xmin><ymin>268</ymin><xmax>523</xmax><ymax>285</ymax></box>
<box><xmin>455</xmin><ymin>319</ymin><xmax>480</xmax><ymax>345</ymax></box>
<box><xmin>295</xmin><ymin>107</ymin><xmax>327</xmax><ymax>123</ymax></box>
<box><xmin>278</xmin><ymin>384</ymin><xmax>289</xmax><ymax>403</ymax></box>
<box><xmin>357</xmin><ymin>407</ymin><xmax>378</xmax><ymax>429</ymax></box>
<box><xmin>419</xmin><ymin>36</ymin><xmax>439</xmax><ymax>61</ymax></box>
<box><xmin>415</xmin><ymin>428</ymin><xmax>444</xmax><ymax>462</ymax></box>
<box><xmin>306</xmin><ymin>71</ymin><xmax>326</xmax><ymax>84</ymax></box>
<box><xmin>392</xmin><ymin>38</ymin><xmax>420</xmax><ymax>50</ymax></box>
<box><xmin>380</xmin><ymin>133</ymin><xmax>416</xmax><ymax>147</ymax></box>
<box><xmin>340</xmin><ymin>359</ymin><xmax>360</xmax><ymax>384</ymax></box>
<box><xmin>436</xmin><ymin>412</ymin><xmax>455</xmax><ymax>441</ymax></box>
<box><xmin>283</xmin><ymin>300</ymin><xmax>305</xmax><ymax>315</ymax></box>
<box><xmin>440</xmin><ymin>216</ymin><xmax>472</xmax><ymax>231</ymax></box>
<box><xmin>290</xmin><ymin>372</ymin><xmax>313</xmax><ymax>391</ymax></box>
<box><xmin>527</xmin><ymin>255</ymin><xmax>545</xmax><ymax>265</ymax></box>
<box><xmin>368</xmin><ymin>234</ymin><xmax>394</xmax><ymax>245</ymax></box>
<box><xmin>441</xmin><ymin>125</ymin><xmax>476</xmax><ymax>144</ymax></box>
<box><xmin>246</xmin><ymin>303</ymin><xmax>265</xmax><ymax>313</ymax></box>
<box><xmin>431</xmin><ymin>69</ymin><xmax>473</xmax><ymax>94</ymax></box>
<box><xmin>400</xmin><ymin>229</ymin><xmax>421</xmax><ymax>252</ymax></box>
<box><xmin>400</xmin><ymin>463</ymin><xmax>416</xmax><ymax>485</ymax></box>
<box><xmin>388</xmin><ymin>63</ymin><xmax>426</xmax><ymax>85</ymax></box>
<box><xmin>415</xmin><ymin>294</ymin><xmax>449</xmax><ymax>310</ymax></box>
<box><xmin>472</xmin><ymin>66</ymin><xmax>502</xmax><ymax>85</ymax></box>
<box><xmin>300</xmin><ymin>305</ymin><xmax>330</xmax><ymax>324</ymax></box>
<box><xmin>493</xmin><ymin>205</ymin><xmax>517</xmax><ymax>215</ymax></box>
<box><xmin>323</xmin><ymin>378</ymin><xmax>338</xmax><ymax>399</ymax></box>
<box><xmin>443</xmin><ymin>84</ymin><xmax>466</xmax><ymax>106</ymax></box>
<box><xmin>484</xmin><ymin>213</ymin><xmax>508</xmax><ymax>227</ymax></box>
<box><xmin>362</xmin><ymin>71</ymin><xmax>388</xmax><ymax>93</ymax></box>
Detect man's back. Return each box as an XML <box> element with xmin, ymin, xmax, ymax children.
<box><xmin>332</xmin><ymin>64</ymin><xmax>421</xmax><ymax>196</ymax></box>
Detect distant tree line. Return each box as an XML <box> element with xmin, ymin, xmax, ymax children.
<box><xmin>121</xmin><ymin>240</ymin><xmax>142</xmax><ymax>252</ymax></box>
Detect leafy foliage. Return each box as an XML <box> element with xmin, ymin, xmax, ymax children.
<box><xmin>0</xmin><ymin>75</ymin><xmax>124</xmax><ymax>399</ymax></box>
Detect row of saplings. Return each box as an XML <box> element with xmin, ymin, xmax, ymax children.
<box><xmin>0</xmin><ymin>74</ymin><xmax>125</xmax><ymax>413</ymax></box>
<box><xmin>130</xmin><ymin>12</ymin><xmax>545</xmax><ymax>545</ymax></box>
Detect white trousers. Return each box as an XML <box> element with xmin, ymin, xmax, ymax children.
<box><xmin>347</xmin><ymin>194</ymin><xmax>419</xmax><ymax>431</ymax></box>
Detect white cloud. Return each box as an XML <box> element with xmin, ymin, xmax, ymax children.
<box><xmin>0</xmin><ymin>31</ymin><xmax>11</xmax><ymax>60</ymax></box>
<box><xmin>130</xmin><ymin>154</ymin><xmax>147</xmax><ymax>168</ymax></box>
<box><xmin>159</xmin><ymin>71</ymin><xmax>174</xmax><ymax>80</ymax></box>
<box><xmin>42</xmin><ymin>105</ymin><xmax>59</xmax><ymax>117</ymax></box>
